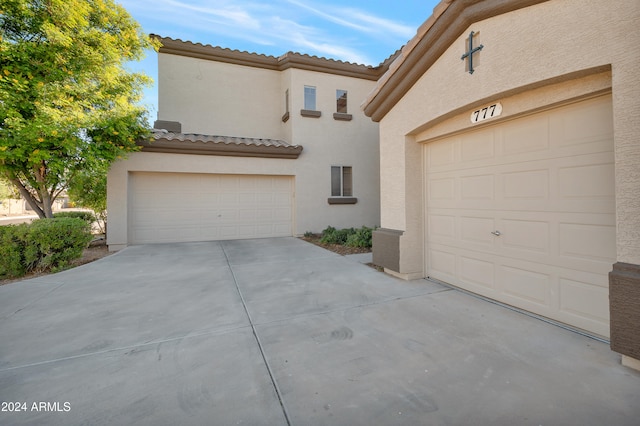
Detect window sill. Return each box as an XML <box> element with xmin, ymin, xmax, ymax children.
<box><xmin>328</xmin><ymin>197</ymin><xmax>357</xmax><ymax>205</ymax></box>
<box><xmin>282</xmin><ymin>111</ymin><xmax>290</xmax><ymax>122</ymax></box>
<box><xmin>333</xmin><ymin>113</ymin><xmax>352</xmax><ymax>121</ymax></box>
<box><xmin>300</xmin><ymin>109</ymin><xmax>322</xmax><ymax>118</ymax></box>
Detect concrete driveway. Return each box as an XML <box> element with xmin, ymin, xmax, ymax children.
<box><xmin>1</xmin><ymin>237</ymin><xmax>638</xmax><ymax>425</ymax></box>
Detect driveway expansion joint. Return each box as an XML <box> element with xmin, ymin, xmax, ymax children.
<box><xmin>221</xmin><ymin>242</ymin><xmax>292</xmax><ymax>426</ymax></box>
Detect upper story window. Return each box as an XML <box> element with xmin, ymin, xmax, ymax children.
<box><xmin>333</xmin><ymin>89</ymin><xmax>352</xmax><ymax>121</ymax></box>
<box><xmin>285</xmin><ymin>89</ymin><xmax>290</xmax><ymax>113</ymax></box>
<box><xmin>301</xmin><ymin>85</ymin><xmax>321</xmax><ymax>118</ymax></box>
<box><xmin>304</xmin><ymin>86</ymin><xmax>316</xmax><ymax>110</ymax></box>
<box><xmin>336</xmin><ymin>90</ymin><xmax>347</xmax><ymax>113</ymax></box>
<box><xmin>282</xmin><ymin>89</ymin><xmax>290</xmax><ymax>122</ymax></box>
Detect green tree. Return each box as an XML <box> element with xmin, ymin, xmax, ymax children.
<box><xmin>0</xmin><ymin>175</ymin><xmax>14</xmax><ymax>199</ymax></box>
<box><xmin>0</xmin><ymin>0</ymin><xmax>158</xmax><ymax>218</ymax></box>
<box><xmin>67</xmin><ymin>160</ymin><xmax>107</xmax><ymax>232</ymax></box>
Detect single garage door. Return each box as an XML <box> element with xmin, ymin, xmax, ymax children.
<box><xmin>129</xmin><ymin>172</ymin><xmax>293</xmax><ymax>244</ymax></box>
<box><xmin>424</xmin><ymin>95</ymin><xmax>615</xmax><ymax>338</ymax></box>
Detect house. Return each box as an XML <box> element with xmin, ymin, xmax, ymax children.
<box><xmin>107</xmin><ymin>37</ymin><xmax>392</xmax><ymax>250</ymax></box>
<box><xmin>362</xmin><ymin>0</ymin><xmax>640</xmax><ymax>367</ymax></box>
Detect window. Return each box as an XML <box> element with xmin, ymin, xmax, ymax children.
<box><xmin>331</xmin><ymin>166</ymin><xmax>352</xmax><ymax>197</ymax></box>
<box><xmin>333</xmin><ymin>89</ymin><xmax>352</xmax><ymax>120</ymax></box>
<box><xmin>336</xmin><ymin>90</ymin><xmax>347</xmax><ymax>113</ymax></box>
<box><xmin>301</xmin><ymin>85</ymin><xmax>321</xmax><ymax>118</ymax></box>
<box><xmin>282</xmin><ymin>89</ymin><xmax>290</xmax><ymax>122</ymax></box>
<box><xmin>285</xmin><ymin>89</ymin><xmax>289</xmax><ymax>113</ymax></box>
<box><xmin>304</xmin><ymin>86</ymin><xmax>316</xmax><ymax>110</ymax></box>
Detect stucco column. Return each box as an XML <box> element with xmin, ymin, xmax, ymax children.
<box><xmin>609</xmin><ymin>55</ymin><xmax>640</xmax><ymax>366</ymax></box>
<box><xmin>373</xmin><ymin>130</ymin><xmax>424</xmax><ymax>280</ymax></box>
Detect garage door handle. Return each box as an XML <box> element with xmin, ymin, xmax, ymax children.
<box><xmin>491</xmin><ymin>230</ymin><xmax>501</xmax><ymax>236</ymax></box>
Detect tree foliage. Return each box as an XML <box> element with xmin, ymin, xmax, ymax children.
<box><xmin>0</xmin><ymin>0</ymin><xmax>158</xmax><ymax>217</ymax></box>
<box><xmin>67</xmin><ymin>160</ymin><xmax>107</xmax><ymax>232</ymax></box>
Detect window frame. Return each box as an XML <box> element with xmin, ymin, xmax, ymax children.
<box><xmin>304</xmin><ymin>85</ymin><xmax>316</xmax><ymax>111</ymax></box>
<box><xmin>336</xmin><ymin>89</ymin><xmax>347</xmax><ymax>114</ymax></box>
<box><xmin>333</xmin><ymin>89</ymin><xmax>352</xmax><ymax>121</ymax></box>
<box><xmin>282</xmin><ymin>88</ymin><xmax>290</xmax><ymax>122</ymax></box>
<box><xmin>328</xmin><ymin>165</ymin><xmax>357</xmax><ymax>205</ymax></box>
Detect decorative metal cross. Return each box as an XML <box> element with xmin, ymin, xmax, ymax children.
<box><xmin>461</xmin><ymin>31</ymin><xmax>483</xmax><ymax>74</ymax></box>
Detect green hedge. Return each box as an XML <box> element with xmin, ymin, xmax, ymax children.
<box><xmin>53</xmin><ymin>211</ymin><xmax>96</xmax><ymax>224</ymax></box>
<box><xmin>0</xmin><ymin>218</ymin><xmax>93</xmax><ymax>279</ymax></box>
<box><xmin>319</xmin><ymin>225</ymin><xmax>374</xmax><ymax>248</ymax></box>
<box><xmin>0</xmin><ymin>223</ymin><xmax>28</xmax><ymax>278</ymax></box>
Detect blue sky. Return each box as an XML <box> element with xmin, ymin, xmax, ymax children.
<box><xmin>117</xmin><ymin>0</ymin><xmax>442</xmax><ymax>120</ymax></box>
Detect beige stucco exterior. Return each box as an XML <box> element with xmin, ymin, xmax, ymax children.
<box><xmin>369</xmin><ymin>0</ymin><xmax>639</xmax><ymax>277</ymax></box>
<box><xmin>107</xmin><ymin>39</ymin><xmax>385</xmax><ymax>250</ymax></box>
<box><xmin>364</xmin><ymin>0</ymin><xmax>640</xmax><ymax>362</ymax></box>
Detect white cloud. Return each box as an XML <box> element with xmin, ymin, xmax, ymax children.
<box><xmin>162</xmin><ymin>0</ymin><xmax>261</xmax><ymax>30</ymax></box>
<box><xmin>117</xmin><ymin>0</ymin><xmax>412</xmax><ymax>64</ymax></box>
<box><xmin>285</xmin><ymin>0</ymin><xmax>415</xmax><ymax>39</ymax></box>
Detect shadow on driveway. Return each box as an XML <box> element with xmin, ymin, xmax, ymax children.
<box><xmin>1</xmin><ymin>237</ymin><xmax>638</xmax><ymax>425</ymax></box>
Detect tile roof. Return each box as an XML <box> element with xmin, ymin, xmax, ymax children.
<box><xmin>137</xmin><ymin>130</ymin><xmax>303</xmax><ymax>159</ymax></box>
<box><xmin>153</xmin><ymin>36</ymin><xmax>393</xmax><ymax>81</ymax></box>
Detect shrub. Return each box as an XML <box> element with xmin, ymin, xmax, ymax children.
<box><xmin>0</xmin><ymin>224</ymin><xmax>28</xmax><ymax>278</ymax></box>
<box><xmin>320</xmin><ymin>226</ymin><xmax>354</xmax><ymax>245</ymax></box>
<box><xmin>345</xmin><ymin>226</ymin><xmax>373</xmax><ymax>248</ymax></box>
<box><xmin>0</xmin><ymin>218</ymin><xmax>92</xmax><ymax>279</ymax></box>
<box><xmin>319</xmin><ymin>225</ymin><xmax>374</xmax><ymax>247</ymax></box>
<box><xmin>24</xmin><ymin>218</ymin><xmax>93</xmax><ymax>272</ymax></box>
<box><xmin>54</xmin><ymin>211</ymin><xmax>96</xmax><ymax>224</ymax></box>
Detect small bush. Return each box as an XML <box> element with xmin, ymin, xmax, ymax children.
<box><xmin>319</xmin><ymin>225</ymin><xmax>374</xmax><ymax>248</ymax></box>
<box><xmin>320</xmin><ymin>226</ymin><xmax>354</xmax><ymax>245</ymax></box>
<box><xmin>0</xmin><ymin>224</ymin><xmax>28</xmax><ymax>278</ymax></box>
<box><xmin>24</xmin><ymin>218</ymin><xmax>93</xmax><ymax>272</ymax></box>
<box><xmin>0</xmin><ymin>218</ymin><xmax>92</xmax><ymax>279</ymax></box>
<box><xmin>345</xmin><ymin>226</ymin><xmax>373</xmax><ymax>248</ymax></box>
<box><xmin>54</xmin><ymin>211</ymin><xmax>96</xmax><ymax>224</ymax></box>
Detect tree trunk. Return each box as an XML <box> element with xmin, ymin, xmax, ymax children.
<box><xmin>40</xmin><ymin>189</ymin><xmax>54</xmax><ymax>218</ymax></box>
<box><xmin>34</xmin><ymin>162</ymin><xmax>54</xmax><ymax>218</ymax></box>
<box><xmin>8</xmin><ymin>177</ymin><xmax>47</xmax><ymax>218</ymax></box>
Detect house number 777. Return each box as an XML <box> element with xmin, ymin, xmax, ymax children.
<box><xmin>470</xmin><ymin>102</ymin><xmax>502</xmax><ymax>124</ymax></box>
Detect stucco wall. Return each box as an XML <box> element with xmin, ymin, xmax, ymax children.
<box><xmin>157</xmin><ymin>54</ymin><xmax>284</xmax><ymax>140</ymax></box>
<box><xmin>109</xmin><ymin>52</ymin><xmax>381</xmax><ymax>249</ymax></box>
<box><xmin>378</xmin><ymin>0</ymin><xmax>640</xmax><ymax>276</ymax></box>
<box><xmin>287</xmin><ymin>69</ymin><xmax>381</xmax><ymax>233</ymax></box>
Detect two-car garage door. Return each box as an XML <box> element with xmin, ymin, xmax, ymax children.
<box><xmin>424</xmin><ymin>95</ymin><xmax>615</xmax><ymax>338</ymax></box>
<box><xmin>129</xmin><ymin>173</ymin><xmax>293</xmax><ymax>244</ymax></box>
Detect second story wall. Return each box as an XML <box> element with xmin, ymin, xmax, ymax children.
<box><xmin>158</xmin><ymin>53</ymin><xmax>284</xmax><ymax>140</ymax></box>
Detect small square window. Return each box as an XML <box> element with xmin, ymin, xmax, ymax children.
<box><xmin>336</xmin><ymin>90</ymin><xmax>347</xmax><ymax>113</ymax></box>
<box><xmin>331</xmin><ymin>166</ymin><xmax>353</xmax><ymax>197</ymax></box>
<box><xmin>304</xmin><ymin>86</ymin><xmax>316</xmax><ymax>111</ymax></box>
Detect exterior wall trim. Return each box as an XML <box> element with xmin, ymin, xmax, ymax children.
<box><xmin>333</xmin><ymin>113</ymin><xmax>353</xmax><ymax>121</ymax></box>
<box><xmin>363</xmin><ymin>0</ymin><xmax>550</xmax><ymax>121</ymax></box>
<box><xmin>154</xmin><ymin>35</ymin><xmax>390</xmax><ymax>81</ymax></box>
<box><xmin>300</xmin><ymin>109</ymin><xmax>322</xmax><ymax>118</ymax></box>
<box><xmin>327</xmin><ymin>197</ymin><xmax>357</xmax><ymax>205</ymax></box>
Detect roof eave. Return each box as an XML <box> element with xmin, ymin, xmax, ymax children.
<box><xmin>137</xmin><ymin>138</ymin><xmax>303</xmax><ymax>160</ymax></box>
<box><xmin>153</xmin><ymin>35</ymin><xmax>390</xmax><ymax>80</ymax></box>
<box><xmin>363</xmin><ymin>0</ymin><xmax>550</xmax><ymax>122</ymax></box>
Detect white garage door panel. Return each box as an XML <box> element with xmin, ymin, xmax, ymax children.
<box><xmin>129</xmin><ymin>173</ymin><xmax>293</xmax><ymax>244</ymax></box>
<box><xmin>425</xmin><ymin>95</ymin><xmax>614</xmax><ymax>338</ymax></box>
